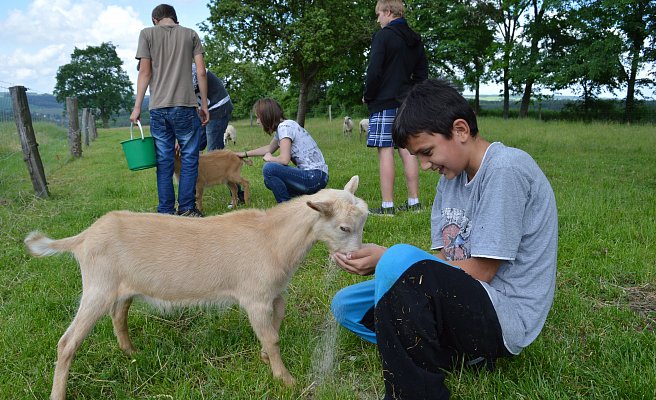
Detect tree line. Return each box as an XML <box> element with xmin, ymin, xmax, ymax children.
<box><xmin>202</xmin><ymin>0</ymin><xmax>655</xmax><ymax>124</ymax></box>
<box><xmin>53</xmin><ymin>0</ymin><xmax>655</xmax><ymax>126</ymax></box>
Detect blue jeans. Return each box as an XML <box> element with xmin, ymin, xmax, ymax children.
<box><xmin>149</xmin><ymin>107</ymin><xmax>199</xmax><ymax>214</ymax></box>
<box><xmin>198</xmin><ymin>111</ymin><xmax>230</xmax><ymax>151</ymax></box>
<box><xmin>262</xmin><ymin>162</ymin><xmax>328</xmax><ymax>203</ymax></box>
<box><xmin>207</xmin><ymin>111</ymin><xmax>230</xmax><ymax>151</ymax></box>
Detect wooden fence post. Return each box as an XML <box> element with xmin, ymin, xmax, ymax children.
<box><xmin>89</xmin><ymin>113</ymin><xmax>97</xmax><ymax>140</ymax></box>
<box><xmin>328</xmin><ymin>105</ymin><xmax>332</xmax><ymax>121</ymax></box>
<box><xmin>81</xmin><ymin>108</ymin><xmax>89</xmax><ymax>146</ymax></box>
<box><xmin>66</xmin><ymin>97</ymin><xmax>82</xmax><ymax>158</ymax></box>
<box><xmin>10</xmin><ymin>85</ymin><xmax>49</xmax><ymax>198</ymax></box>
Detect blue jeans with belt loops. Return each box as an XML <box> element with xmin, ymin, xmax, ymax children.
<box><xmin>149</xmin><ymin>107</ymin><xmax>199</xmax><ymax>214</ymax></box>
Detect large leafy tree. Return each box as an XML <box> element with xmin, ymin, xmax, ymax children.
<box><xmin>202</xmin><ymin>0</ymin><xmax>375</xmax><ymax>126</ymax></box>
<box><xmin>54</xmin><ymin>42</ymin><xmax>134</xmax><ymax>128</ymax></box>
<box><xmin>202</xmin><ymin>38</ymin><xmax>282</xmax><ymax>119</ymax></box>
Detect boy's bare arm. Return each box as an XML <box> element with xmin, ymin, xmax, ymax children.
<box><xmin>193</xmin><ymin>54</ymin><xmax>209</xmax><ymax>125</ymax></box>
<box><xmin>437</xmin><ymin>251</ymin><xmax>501</xmax><ymax>283</ymax></box>
<box><xmin>130</xmin><ymin>58</ymin><xmax>152</xmax><ymax>123</ymax></box>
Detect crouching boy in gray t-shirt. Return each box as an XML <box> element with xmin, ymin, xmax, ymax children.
<box><xmin>330</xmin><ymin>78</ymin><xmax>558</xmax><ymax>400</ymax></box>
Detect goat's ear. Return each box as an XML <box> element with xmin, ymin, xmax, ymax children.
<box><xmin>307</xmin><ymin>201</ymin><xmax>334</xmax><ymax>217</ymax></box>
<box><xmin>344</xmin><ymin>175</ymin><xmax>359</xmax><ymax>194</ymax></box>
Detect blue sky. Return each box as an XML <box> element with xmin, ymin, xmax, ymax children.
<box><xmin>0</xmin><ymin>0</ymin><xmax>211</xmax><ymax>94</ymax></box>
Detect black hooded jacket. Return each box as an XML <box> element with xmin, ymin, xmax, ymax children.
<box><xmin>363</xmin><ymin>19</ymin><xmax>428</xmax><ymax>114</ymax></box>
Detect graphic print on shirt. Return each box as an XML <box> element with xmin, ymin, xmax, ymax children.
<box><xmin>440</xmin><ymin>207</ymin><xmax>471</xmax><ymax>261</ymax></box>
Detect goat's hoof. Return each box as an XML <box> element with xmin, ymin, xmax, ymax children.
<box><xmin>281</xmin><ymin>373</ymin><xmax>296</xmax><ymax>386</ymax></box>
<box><xmin>260</xmin><ymin>350</ymin><xmax>270</xmax><ymax>364</ymax></box>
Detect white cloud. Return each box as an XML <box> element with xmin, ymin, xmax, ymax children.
<box><xmin>2</xmin><ymin>0</ymin><xmax>100</xmax><ymax>45</ymax></box>
<box><xmin>87</xmin><ymin>5</ymin><xmax>144</xmax><ymax>47</ymax></box>
<box><xmin>0</xmin><ymin>45</ymin><xmax>67</xmax><ymax>91</ymax></box>
<box><xmin>0</xmin><ymin>0</ymin><xmax>146</xmax><ymax>93</ymax></box>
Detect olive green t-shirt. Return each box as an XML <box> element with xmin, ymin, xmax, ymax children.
<box><xmin>136</xmin><ymin>24</ymin><xmax>204</xmax><ymax>109</ymax></box>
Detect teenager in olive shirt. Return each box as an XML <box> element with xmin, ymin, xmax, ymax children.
<box><xmin>130</xmin><ymin>4</ymin><xmax>208</xmax><ymax>217</ymax></box>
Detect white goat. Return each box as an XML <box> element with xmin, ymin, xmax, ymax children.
<box><xmin>359</xmin><ymin>118</ymin><xmax>369</xmax><ymax>140</ymax></box>
<box><xmin>223</xmin><ymin>124</ymin><xmax>237</xmax><ymax>146</ymax></box>
<box><xmin>343</xmin><ymin>116</ymin><xmax>354</xmax><ymax>137</ymax></box>
<box><xmin>25</xmin><ymin>176</ymin><xmax>368</xmax><ymax>400</ymax></box>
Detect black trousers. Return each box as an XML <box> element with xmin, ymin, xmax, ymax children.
<box><xmin>372</xmin><ymin>257</ymin><xmax>510</xmax><ymax>400</ymax></box>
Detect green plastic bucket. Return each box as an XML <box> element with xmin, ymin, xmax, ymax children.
<box><xmin>121</xmin><ymin>121</ymin><xmax>156</xmax><ymax>171</ymax></box>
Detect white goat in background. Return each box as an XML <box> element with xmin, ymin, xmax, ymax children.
<box><xmin>359</xmin><ymin>118</ymin><xmax>369</xmax><ymax>140</ymax></box>
<box><xmin>343</xmin><ymin>116</ymin><xmax>354</xmax><ymax>137</ymax></box>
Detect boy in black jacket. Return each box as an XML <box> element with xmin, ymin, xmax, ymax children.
<box><xmin>364</xmin><ymin>0</ymin><xmax>428</xmax><ymax>216</ymax></box>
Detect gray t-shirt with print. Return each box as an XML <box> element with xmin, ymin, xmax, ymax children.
<box><xmin>431</xmin><ymin>142</ymin><xmax>558</xmax><ymax>354</ymax></box>
<box><xmin>274</xmin><ymin>120</ymin><xmax>328</xmax><ymax>174</ymax></box>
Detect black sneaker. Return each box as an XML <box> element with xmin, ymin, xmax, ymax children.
<box><xmin>369</xmin><ymin>206</ymin><xmax>395</xmax><ymax>216</ymax></box>
<box><xmin>177</xmin><ymin>208</ymin><xmax>204</xmax><ymax>217</ymax></box>
<box><xmin>396</xmin><ymin>202</ymin><xmax>423</xmax><ymax>213</ymax></box>
<box><xmin>453</xmin><ymin>354</ymin><xmax>497</xmax><ymax>372</ymax></box>
<box><xmin>465</xmin><ymin>356</ymin><xmax>496</xmax><ymax>372</ymax></box>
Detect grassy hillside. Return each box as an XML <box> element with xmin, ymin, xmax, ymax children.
<box><xmin>1</xmin><ymin>117</ymin><xmax>655</xmax><ymax>399</ymax></box>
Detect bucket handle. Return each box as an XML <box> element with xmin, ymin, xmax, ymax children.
<box><xmin>129</xmin><ymin>120</ymin><xmax>145</xmax><ymax>140</ymax></box>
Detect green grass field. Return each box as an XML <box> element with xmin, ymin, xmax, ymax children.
<box><xmin>1</xmin><ymin>117</ymin><xmax>655</xmax><ymax>399</ymax></box>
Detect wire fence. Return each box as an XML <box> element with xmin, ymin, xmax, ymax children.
<box><xmin>0</xmin><ymin>84</ymin><xmax>70</xmax><ymax>202</ymax></box>
<box><xmin>0</xmin><ymin>82</ymin><xmax>66</xmax><ymax>126</ymax></box>
<box><xmin>1</xmin><ymin>85</ymin><xmax>25</xmax><ymax>195</ymax></box>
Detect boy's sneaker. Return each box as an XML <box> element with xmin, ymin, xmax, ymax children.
<box><xmin>227</xmin><ymin>199</ymin><xmax>246</xmax><ymax>209</ymax></box>
<box><xmin>465</xmin><ymin>356</ymin><xmax>496</xmax><ymax>372</ymax></box>
<box><xmin>177</xmin><ymin>208</ymin><xmax>204</xmax><ymax>217</ymax></box>
<box><xmin>369</xmin><ymin>206</ymin><xmax>395</xmax><ymax>216</ymax></box>
<box><xmin>396</xmin><ymin>202</ymin><xmax>423</xmax><ymax>213</ymax></box>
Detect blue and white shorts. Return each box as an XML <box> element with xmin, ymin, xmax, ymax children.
<box><xmin>367</xmin><ymin>108</ymin><xmax>397</xmax><ymax>148</ymax></box>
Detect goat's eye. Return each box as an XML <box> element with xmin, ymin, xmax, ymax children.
<box><xmin>340</xmin><ymin>226</ymin><xmax>351</xmax><ymax>233</ymax></box>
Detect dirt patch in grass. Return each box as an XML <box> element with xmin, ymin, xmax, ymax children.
<box><xmin>595</xmin><ymin>281</ymin><xmax>656</xmax><ymax>332</ymax></box>
<box><xmin>622</xmin><ymin>283</ymin><xmax>656</xmax><ymax>332</ymax></box>
<box><xmin>624</xmin><ymin>284</ymin><xmax>656</xmax><ymax>314</ymax></box>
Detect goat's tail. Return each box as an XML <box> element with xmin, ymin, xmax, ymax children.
<box><xmin>24</xmin><ymin>231</ymin><xmax>84</xmax><ymax>257</ymax></box>
<box><xmin>242</xmin><ymin>157</ymin><xmax>253</xmax><ymax>166</ymax></box>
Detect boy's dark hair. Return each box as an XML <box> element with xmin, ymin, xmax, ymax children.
<box><xmin>152</xmin><ymin>4</ymin><xmax>179</xmax><ymax>24</ymax></box>
<box><xmin>393</xmin><ymin>78</ymin><xmax>478</xmax><ymax>148</ymax></box>
<box><xmin>253</xmin><ymin>98</ymin><xmax>286</xmax><ymax>135</ymax></box>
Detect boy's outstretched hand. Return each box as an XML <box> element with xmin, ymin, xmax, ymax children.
<box><xmin>332</xmin><ymin>244</ymin><xmax>387</xmax><ymax>276</ymax></box>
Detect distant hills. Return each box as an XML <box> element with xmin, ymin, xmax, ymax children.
<box><xmin>2</xmin><ymin>90</ymin><xmax>653</xmax><ymax>125</ymax></box>
<box><xmin>0</xmin><ymin>92</ymin><xmax>149</xmax><ymax>126</ymax></box>
<box><xmin>0</xmin><ymin>91</ymin><xmax>63</xmax><ymax>123</ymax></box>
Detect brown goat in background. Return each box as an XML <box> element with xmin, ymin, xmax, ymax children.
<box><xmin>174</xmin><ymin>150</ymin><xmax>251</xmax><ymax>210</ymax></box>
